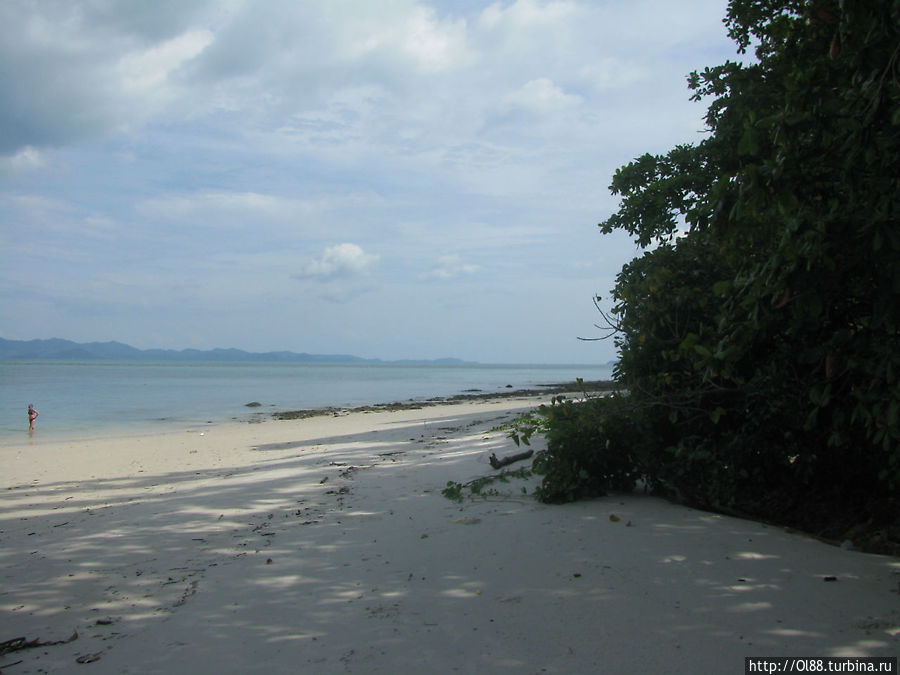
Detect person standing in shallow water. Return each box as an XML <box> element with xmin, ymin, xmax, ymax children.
<box><xmin>28</xmin><ymin>404</ymin><xmax>39</xmax><ymax>432</ymax></box>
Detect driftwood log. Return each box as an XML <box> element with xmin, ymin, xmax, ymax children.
<box><xmin>489</xmin><ymin>449</ymin><xmax>534</xmax><ymax>470</ymax></box>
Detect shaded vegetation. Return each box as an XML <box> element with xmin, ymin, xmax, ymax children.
<box><xmin>530</xmin><ymin>0</ymin><xmax>900</xmax><ymax>554</ymax></box>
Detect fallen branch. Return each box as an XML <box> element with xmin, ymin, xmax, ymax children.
<box><xmin>489</xmin><ymin>449</ymin><xmax>534</xmax><ymax>470</ymax></box>
<box><xmin>442</xmin><ymin>464</ymin><xmax>533</xmax><ymax>502</ymax></box>
<box><xmin>0</xmin><ymin>631</ymin><xmax>78</xmax><ymax>655</ymax></box>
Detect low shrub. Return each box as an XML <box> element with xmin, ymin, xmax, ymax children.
<box><xmin>530</xmin><ymin>395</ymin><xmax>652</xmax><ymax>503</ymax></box>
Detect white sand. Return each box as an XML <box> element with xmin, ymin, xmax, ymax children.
<box><xmin>1</xmin><ymin>397</ymin><xmax>898</xmax><ymax>674</ymax></box>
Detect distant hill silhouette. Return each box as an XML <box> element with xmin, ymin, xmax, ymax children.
<box><xmin>0</xmin><ymin>338</ymin><xmax>471</xmax><ymax>365</ymax></box>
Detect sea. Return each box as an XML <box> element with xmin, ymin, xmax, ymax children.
<box><xmin>0</xmin><ymin>361</ymin><xmax>615</xmax><ymax>441</ymax></box>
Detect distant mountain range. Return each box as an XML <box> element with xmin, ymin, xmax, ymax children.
<box><xmin>0</xmin><ymin>338</ymin><xmax>471</xmax><ymax>365</ymax></box>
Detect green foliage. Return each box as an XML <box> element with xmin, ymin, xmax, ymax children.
<box><xmin>441</xmin><ymin>467</ymin><xmax>533</xmax><ymax>503</ymax></box>
<box><xmin>538</xmin><ymin>0</ymin><xmax>900</xmax><ymax>545</ymax></box>
<box><xmin>441</xmin><ymin>481</ymin><xmax>465</xmax><ymax>503</ymax></box>
<box><xmin>531</xmin><ymin>394</ymin><xmax>650</xmax><ymax>503</ymax></box>
<box><xmin>495</xmin><ymin>409</ymin><xmax>551</xmax><ymax>447</ymax></box>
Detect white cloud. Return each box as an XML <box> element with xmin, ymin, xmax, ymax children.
<box><xmin>140</xmin><ymin>191</ymin><xmax>299</xmax><ymax>221</ymax></box>
<box><xmin>479</xmin><ymin>0</ymin><xmax>577</xmax><ymax>32</ymax></box>
<box><xmin>401</xmin><ymin>7</ymin><xmax>470</xmax><ymax>72</ymax></box>
<box><xmin>116</xmin><ymin>29</ymin><xmax>213</xmax><ymax>93</ymax></box>
<box><xmin>421</xmin><ymin>254</ymin><xmax>481</xmax><ymax>280</ymax></box>
<box><xmin>347</xmin><ymin>5</ymin><xmax>471</xmax><ymax>73</ymax></box>
<box><xmin>505</xmin><ymin>77</ymin><xmax>582</xmax><ymax>112</ymax></box>
<box><xmin>297</xmin><ymin>243</ymin><xmax>379</xmax><ymax>279</ymax></box>
<box><xmin>577</xmin><ymin>59</ymin><xmax>645</xmax><ymax>92</ymax></box>
<box><xmin>139</xmin><ymin>189</ymin><xmax>387</xmax><ymax>226</ymax></box>
<box><xmin>0</xmin><ymin>146</ymin><xmax>46</xmax><ymax>173</ymax></box>
<box><xmin>0</xmin><ymin>0</ymin><xmax>739</xmax><ymax>362</ymax></box>
<box><xmin>0</xmin><ymin>1</ymin><xmax>220</xmax><ymax>154</ymax></box>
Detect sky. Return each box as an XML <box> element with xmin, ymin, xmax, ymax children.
<box><xmin>0</xmin><ymin>0</ymin><xmax>739</xmax><ymax>364</ymax></box>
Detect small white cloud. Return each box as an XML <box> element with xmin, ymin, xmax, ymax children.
<box><xmin>421</xmin><ymin>254</ymin><xmax>481</xmax><ymax>280</ymax></box>
<box><xmin>138</xmin><ymin>190</ymin><xmax>308</xmax><ymax>225</ymax></box>
<box><xmin>578</xmin><ymin>59</ymin><xmax>645</xmax><ymax>92</ymax></box>
<box><xmin>479</xmin><ymin>0</ymin><xmax>577</xmax><ymax>32</ymax></box>
<box><xmin>347</xmin><ymin>6</ymin><xmax>471</xmax><ymax>73</ymax></box>
<box><xmin>117</xmin><ymin>29</ymin><xmax>214</xmax><ymax>93</ymax></box>
<box><xmin>297</xmin><ymin>243</ymin><xmax>379</xmax><ymax>279</ymax></box>
<box><xmin>400</xmin><ymin>7</ymin><xmax>470</xmax><ymax>72</ymax></box>
<box><xmin>506</xmin><ymin>78</ymin><xmax>582</xmax><ymax>112</ymax></box>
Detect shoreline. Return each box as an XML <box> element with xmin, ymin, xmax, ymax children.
<box><xmin>1</xmin><ymin>393</ymin><xmax>897</xmax><ymax>672</ymax></box>
<box><xmin>264</xmin><ymin>379</ymin><xmax>615</xmax><ymax>421</ymax></box>
<box><xmin>0</xmin><ymin>380</ymin><xmax>615</xmax><ymax>446</ymax></box>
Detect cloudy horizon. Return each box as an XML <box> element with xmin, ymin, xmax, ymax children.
<box><xmin>1</xmin><ymin>0</ymin><xmax>739</xmax><ymax>364</ymax></box>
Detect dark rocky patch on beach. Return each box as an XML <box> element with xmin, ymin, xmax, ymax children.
<box><xmin>268</xmin><ymin>380</ymin><xmax>615</xmax><ymax>421</ymax></box>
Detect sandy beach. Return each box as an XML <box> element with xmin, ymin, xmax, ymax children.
<box><xmin>1</xmin><ymin>395</ymin><xmax>897</xmax><ymax>674</ymax></box>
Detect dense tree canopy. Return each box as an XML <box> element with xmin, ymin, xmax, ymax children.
<box><xmin>532</xmin><ymin>0</ymin><xmax>899</xmax><ymax>551</ymax></box>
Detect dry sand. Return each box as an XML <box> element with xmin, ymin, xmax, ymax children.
<box><xmin>1</xmin><ymin>396</ymin><xmax>898</xmax><ymax>673</ymax></box>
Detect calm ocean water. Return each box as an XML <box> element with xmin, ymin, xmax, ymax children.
<box><xmin>0</xmin><ymin>361</ymin><xmax>614</xmax><ymax>440</ymax></box>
